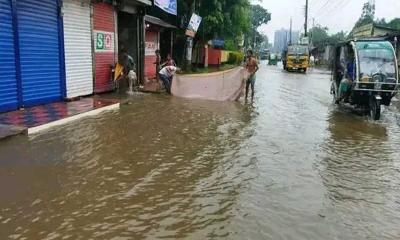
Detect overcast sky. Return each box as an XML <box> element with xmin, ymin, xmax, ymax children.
<box><xmin>253</xmin><ymin>0</ymin><xmax>400</xmax><ymax>41</ymax></box>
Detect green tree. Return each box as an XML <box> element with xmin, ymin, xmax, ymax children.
<box><xmin>176</xmin><ymin>0</ymin><xmax>269</xmax><ymax>64</ymax></box>
<box><xmin>250</xmin><ymin>4</ymin><xmax>271</xmax><ymax>29</ymax></box>
<box><xmin>388</xmin><ymin>18</ymin><xmax>400</xmax><ymax>30</ymax></box>
<box><xmin>310</xmin><ymin>25</ymin><xmax>347</xmax><ymax>47</ymax></box>
<box><xmin>353</xmin><ymin>1</ymin><xmax>375</xmax><ymax>29</ymax></box>
<box><xmin>328</xmin><ymin>31</ymin><xmax>347</xmax><ymax>44</ymax></box>
<box><xmin>310</xmin><ymin>25</ymin><xmax>329</xmax><ymax>47</ymax></box>
<box><xmin>187</xmin><ymin>0</ymin><xmax>253</xmax><ymax>41</ymax></box>
<box><xmin>248</xmin><ymin>4</ymin><xmax>271</xmax><ymax>49</ymax></box>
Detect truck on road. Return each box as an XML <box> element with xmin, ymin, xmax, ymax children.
<box><xmin>283</xmin><ymin>44</ymin><xmax>310</xmax><ymax>72</ymax></box>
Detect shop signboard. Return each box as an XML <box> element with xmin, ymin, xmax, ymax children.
<box><xmin>212</xmin><ymin>39</ymin><xmax>225</xmax><ymax>47</ymax></box>
<box><xmin>145</xmin><ymin>41</ymin><xmax>158</xmax><ymax>56</ymax></box>
<box><xmin>300</xmin><ymin>36</ymin><xmax>309</xmax><ymax>45</ymax></box>
<box><xmin>185</xmin><ymin>14</ymin><xmax>202</xmax><ymax>38</ymax></box>
<box><xmin>154</xmin><ymin>0</ymin><xmax>177</xmax><ymax>15</ymax></box>
<box><xmin>94</xmin><ymin>30</ymin><xmax>114</xmax><ymax>52</ymax></box>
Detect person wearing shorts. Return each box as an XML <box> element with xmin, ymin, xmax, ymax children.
<box><xmin>245</xmin><ymin>50</ymin><xmax>259</xmax><ymax>100</ymax></box>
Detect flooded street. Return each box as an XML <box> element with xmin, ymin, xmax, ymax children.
<box><xmin>1</xmin><ymin>63</ymin><xmax>400</xmax><ymax>239</ymax></box>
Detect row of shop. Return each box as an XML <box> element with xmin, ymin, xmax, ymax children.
<box><xmin>0</xmin><ymin>0</ymin><xmax>176</xmax><ymax>113</ymax></box>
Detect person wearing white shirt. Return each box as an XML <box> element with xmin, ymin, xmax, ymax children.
<box><xmin>158</xmin><ymin>66</ymin><xmax>180</xmax><ymax>94</ymax></box>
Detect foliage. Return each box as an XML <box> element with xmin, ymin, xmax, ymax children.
<box><xmin>310</xmin><ymin>25</ymin><xmax>329</xmax><ymax>46</ymax></box>
<box><xmin>248</xmin><ymin>4</ymin><xmax>271</xmax><ymax>49</ymax></box>
<box><xmin>228</xmin><ymin>52</ymin><xmax>244</xmax><ymax>65</ymax></box>
<box><xmin>350</xmin><ymin>1</ymin><xmax>400</xmax><ymax>35</ymax></box>
<box><xmin>310</xmin><ymin>25</ymin><xmax>347</xmax><ymax>47</ymax></box>
<box><xmin>329</xmin><ymin>31</ymin><xmax>347</xmax><ymax>43</ymax></box>
<box><xmin>259</xmin><ymin>34</ymin><xmax>269</xmax><ymax>49</ymax></box>
<box><xmin>177</xmin><ymin>0</ymin><xmax>270</xmax><ymax>51</ymax></box>
<box><xmin>224</xmin><ymin>39</ymin><xmax>236</xmax><ymax>51</ymax></box>
<box><xmin>353</xmin><ymin>1</ymin><xmax>375</xmax><ymax>29</ymax></box>
<box><xmin>373</xmin><ymin>18</ymin><xmax>400</xmax><ymax>30</ymax></box>
<box><xmin>250</xmin><ymin>5</ymin><xmax>271</xmax><ymax>30</ymax></box>
<box><xmin>179</xmin><ymin>0</ymin><xmax>253</xmax><ymax>41</ymax></box>
<box><xmin>388</xmin><ymin>18</ymin><xmax>400</xmax><ymax>30</ymax></box>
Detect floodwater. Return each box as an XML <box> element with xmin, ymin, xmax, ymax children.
<box><xmin>1</xmin><ymin>63</ymin><xmax>400</xmax><ymax>240</ymax></box>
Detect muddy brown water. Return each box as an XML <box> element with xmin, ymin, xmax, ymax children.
<box><xmin>1</xmin><ymin>64</ymin><xmax>400</xmax><ymax>239</ymax></box>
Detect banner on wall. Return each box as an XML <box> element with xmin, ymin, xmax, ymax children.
<box><xmin>145</xmin><ymin>41</ymin><xmax>158</xmax><ymax>56</ymax></box>
<box><xmin>154</xmin><ymin>0</ymin><xmax>177</xmax><ymax>15</ymax></box>
<box><xmin>185</xmin><ymin>13</ymin><xmax>202</xmax><ymax>38</ymax></box>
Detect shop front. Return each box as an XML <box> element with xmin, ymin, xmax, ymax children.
<box><xmin>63</xmin><ymin>0</ymin><xmax>93</xmax><ymax>98</ymax></box>
<box><xmin>92</xmin><ymin>1</ymin><xmax>116</xmax><ymax>93</ymax></box>
<box><xmin>0</xmin><ymin>0</ymin><xmax>18</xmax><ymax>112</ymax></box>
<box><xmin>116</xmin><ymin>0</ymin><xmax>149</xmax><ymax>85</ymax></box>
<box><xmin>0</xmin><ymin>0</ymin><xmax>65</xmax><ymax>112</ymax></box>
<box><xmin>144</xmin><ymin>15</ymin><xmax>176</xmax><ymax>82</ymax></box>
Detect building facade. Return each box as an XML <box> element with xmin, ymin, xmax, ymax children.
<box><xmin>273</xmin><ymin>29</ymin><xmax>299</xmax><ymax>54</ymax></box>
<box><xmin>0</xmin><ymin>0</ymin><xmax>181</xmax><ymax>113</ymax></box>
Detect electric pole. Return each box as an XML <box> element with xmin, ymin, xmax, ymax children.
<box><xmin>185</xmin><ymin>0</ymin><xmax>196</xmax><ymax>71</ymax></box>
<box><xmin>311</xmin><ymin>17</ymin><xmax>315</xmax><ymax>46</ymax></box>
<box><xmin>304</xmin><ymin>0</ymin><xmax>309</xmax><ymax>37</ymax></box>
<box><xmin>289</xmin><ymin>18</ymin><xmax>292</xmax><ymax>45</ymax></box>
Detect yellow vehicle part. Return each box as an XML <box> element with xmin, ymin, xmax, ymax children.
<box><xmin>286</xmin><ymin>55</ymin><xmax>309</xmax><ymax>70</ymax></box>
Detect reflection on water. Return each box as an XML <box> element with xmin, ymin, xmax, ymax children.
<box><xmin>319</xmin><ymin>110</ymin><xmax>400</xmax><ymax>240</ymax></box>
<box><xmin>0</xmin><ymin>66</ymin><xmax>400</xmax><ymax>239</ymax></box>
<box><xmin>0</xmin><ymin>96</ymin><xmax>259</xmax><ymax>239</ymax></box>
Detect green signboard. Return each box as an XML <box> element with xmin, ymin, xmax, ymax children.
<box><xmin>94</xmin><ymin>31</ymin><xmax>114</xmax><ymax>52</ymax></box>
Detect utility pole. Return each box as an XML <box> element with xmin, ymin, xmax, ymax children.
<box><xmin>304</xmin><ymin>0</ymin><xmax>309</xmax><ymax>37</ymax></box>
<box><xmin>311</xmin><ymin>17</ymin><xmax>315</xmax><ymax>46</ymax></box>
<box><xmin>185</xmin><ymin>0</ymin><xmax>196</xmax><ymax>71</ymax></box>
<box><xmin>289</xmin><ymin>18</ymin><xmax>292</xmax><ymax>45</ymax></box>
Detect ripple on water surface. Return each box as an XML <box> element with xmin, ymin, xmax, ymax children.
<box><xmin>1</xmin><ymin>67</ymin><xmax>400</xmax><ymax>239</ymax></box>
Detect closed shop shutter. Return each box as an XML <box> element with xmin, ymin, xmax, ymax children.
<box><xmin>63</xmin><ymin>0</ymin><xmax>93</xmax><ymax>98</ymax></box>
<box><xmin>0</xmin><ymin>0</ymin><xmax>18</xmax><ymax>112</ymax></box>
<box><xmin>17</xmin><ymin>0</ymin><xmax>63</xmax><ymax>107</ymax></box>
<box><xmin>144</xmin><ymin>30</ymin><xmax>159</xmax><ymax>80</ymax></box>
<box><xmin>93</xmin><ymin>2</ymin><xmax>116</xmax><ymax>93</ymax></box>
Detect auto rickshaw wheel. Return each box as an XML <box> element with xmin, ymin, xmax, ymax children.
<box><xmin>369</xmin><ymin>97</ymin><xmax>381</xmax><ymax>120</ymax></box>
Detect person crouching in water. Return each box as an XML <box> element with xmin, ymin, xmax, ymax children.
<box><xmin>245</xmin><ymin>49</ymin><xmax>259</xmax><ymax>100</ymax></box>
<box><xmin>115</xmin><ymin>48</ymin><xmax>136</xmax><ymax>94</ymax></box>
<box><xmin>158</xmin><ymin>65</ymin><xmax>180</xmax><ymax>94</ymax></box>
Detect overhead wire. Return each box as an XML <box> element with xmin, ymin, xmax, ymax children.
<box><xmin>313</xmin><ymin>0</ymin><xmax>349</xmax><ymax>26</ymax></box>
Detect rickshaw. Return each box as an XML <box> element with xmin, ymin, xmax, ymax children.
<box><xmin>268</xmin><ymin>54</ymin><xmax>278</xmax><ymax>65</ymax></box>
<box><xmin>331</xmin><ymin>39</ymin><xmax>399</xmax><ymax>120</ymax></box>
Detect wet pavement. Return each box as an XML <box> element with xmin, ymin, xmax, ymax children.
<box><xmin>1</xmin><ymin>62</ymin><xmax>400</xmax><ymax>239</ymax></box>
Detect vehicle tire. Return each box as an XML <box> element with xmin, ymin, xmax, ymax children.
<box><xmin>369</xmin><ymin>98</ymin><xmax>381</xmax><ymax>120</ymax></box>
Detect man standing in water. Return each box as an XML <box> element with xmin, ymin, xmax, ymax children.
<box><xmin>115</xmin><ymin>48</ymin><xmax>136</xmax><ymax>94</ymax></box>
<box><xmin>245</xmin><ymin>49</ymin><xmax>259</xmax><ymax>100</ymax></box>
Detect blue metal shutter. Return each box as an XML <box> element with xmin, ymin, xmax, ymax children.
<box><xmin>0</xmin><ymin>0</ymin><xmax>18</xmax><ymax>112</ymax></box>
<box><xmin>17</xmin><ymin>0</ymin><xmax>63</xmax><ymax>107</ymax></box>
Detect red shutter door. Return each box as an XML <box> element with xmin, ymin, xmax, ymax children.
<box><xmin>93</xmin><ymin>2</ymin><xmax>115</xmax><ymax>93</ymax></box>
<box><xmin>144</xmin><ymin>30</ymin><xmax>158</xmax><ymax>80</ymax></box>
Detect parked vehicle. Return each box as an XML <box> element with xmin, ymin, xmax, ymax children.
<box><xmin>331</xmin><ymin>39</ymin><xmax>399</xmax><ymax>120</ymax></box>
<box><xmin>283</xmin><ymin>44</ymin><xmax>309</xmax><ymax>72</ymax></box>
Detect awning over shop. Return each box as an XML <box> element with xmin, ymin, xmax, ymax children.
<box><xmin>127</xmin><ymin>0</ymin><xmax>151</xmax><ymax>5</ymax></box>
<box><xmin>145</xmin><ymin>15</ymin><xmax>177</xmax><ymax>29</ymax></box>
